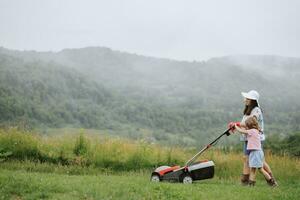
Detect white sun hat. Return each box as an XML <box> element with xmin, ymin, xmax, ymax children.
<box><xmin>241</xmin><ymin>90</ymin><xmax>260</xmax><ymax>107</ymax></box>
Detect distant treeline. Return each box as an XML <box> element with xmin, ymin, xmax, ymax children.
<box><xmin>0</xmin><ymin>55</ymin><xmax>229</xmax><ymax>130</ymax></box>
<box><xmin>0</xmin><ymin>47</ymin><xmax>300</xmax><ymax>146</ymax></box>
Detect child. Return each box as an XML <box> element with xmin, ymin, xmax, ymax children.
<box><xmin>234</xmin><ymin>117</ymin><xmax>277</xmax><ymax>186</ymax></box>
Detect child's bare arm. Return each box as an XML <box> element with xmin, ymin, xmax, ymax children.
<box><xmin>239</xmin><ymin>122</ymin><xmax>247</xmax><ymax>129</ymax></box>
<box><xmin>235</xmin><ymin>124</ymin><xmax>248</xmax><ymax>135</ymax></box>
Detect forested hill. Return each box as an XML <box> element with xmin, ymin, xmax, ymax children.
<box><xmin>0</xmin><ymin>47</ymin><xmax>299</xmax><ymax>145</ymax></box>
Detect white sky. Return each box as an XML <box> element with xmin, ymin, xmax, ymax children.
<box><xmin>0</xmin><ymin>0</ymin><xmax>299</xmax><ymax>61</ymax></box>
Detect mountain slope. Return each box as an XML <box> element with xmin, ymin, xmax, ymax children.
<box><xmin>0</xmin><ymin>47</ymin><xmax>299</xmax><ymax>144</ymax></box>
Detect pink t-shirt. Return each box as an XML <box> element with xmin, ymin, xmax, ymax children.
<box><xmin>246</xmin><ymin>129</ymin><xmax>261</xmax><ymax>150</ymax></box>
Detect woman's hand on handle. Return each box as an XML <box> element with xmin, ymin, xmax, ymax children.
<box><xmin>228</xmin><ymin>121</ymin><xmax>241</xmax><ymax>134</ymax></box>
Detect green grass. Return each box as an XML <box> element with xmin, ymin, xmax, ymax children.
<box><xmin>0</xmin><ymin>128</ymin><xmax>300</xmax><ymax>199</ymax></box>
<box><xmin>0</xmin><ymin>167</ymin><xmax>299</xmax><ymax>200</ymax></box>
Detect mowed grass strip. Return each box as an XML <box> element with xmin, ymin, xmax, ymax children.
<box><xmin>0</xmin><ymin>169</ymin><xmax>299</xmax><ymax>200</ymax></box>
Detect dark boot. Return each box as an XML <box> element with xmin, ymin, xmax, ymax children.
<box><xmin>248</xmin><ymin>180</ymin><xmax>256</xmax><ymax>187</ymax></box>
<box><xmin>267</xmin><ymin>178</ymin><xmax>278</xmax><ymax>187</ymax></box>
<box><xmin>268</xmin><ymin>173</ymin><xmax>279</xmax><ymax>186</ymax></box>
<box><xmin>241</xmin><ymin>174</ymin><xmax>250</xmax><ymax>186</ymax></box>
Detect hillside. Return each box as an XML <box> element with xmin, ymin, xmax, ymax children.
<box><xmin>0</xmin><ymin>47</ymin><xmax>299</xmax><ymax>145</ymax></box>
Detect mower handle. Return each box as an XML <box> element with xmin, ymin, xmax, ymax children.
<box><xmin>208</xmin><ymin>128</ymin><xmax>231</xmax><ymax>147</ymax></box>
<box><xmin>185</xmin><ymin>128</ymin><xmax>231</xmax><ymax>167</ymax></box>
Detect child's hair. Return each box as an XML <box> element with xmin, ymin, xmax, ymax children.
<box><xmin>245</xmin><ymin>116</ymin><xmax>261</xmax><ymax>131</ymax></box>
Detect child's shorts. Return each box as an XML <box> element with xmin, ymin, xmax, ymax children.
<box><xmin>249</xmin><ymin>150</ymin><xmax>264</xmax><ymax>168</ymax></box>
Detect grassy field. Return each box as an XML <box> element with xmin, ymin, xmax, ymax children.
<box><xmin>0</xmin><ymin>166</ymin><xmax>299</xmax><ymax>200</ymax></box>
<box><xmin>0</xmin><ymin>128</ymin><xmax>299</xmax><ymax>199</ymax></box>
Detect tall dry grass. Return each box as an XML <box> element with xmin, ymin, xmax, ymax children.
<box><xmin>0</xmin><ymin>128</ymin><xmax>187</xmax><ymax>170</ymax></box>
<box><xmin>0</xmin><ymin>128</ymin><xmax>299</xmax><ymax>182</ymax></box>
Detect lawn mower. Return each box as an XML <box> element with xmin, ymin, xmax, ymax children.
<box><xmin>150</xmin><ymin>128</ymin><xmax>231</xmax><ymax>184</ymax></box>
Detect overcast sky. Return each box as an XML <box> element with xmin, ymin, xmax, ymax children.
<box><xmin>0</xmin><ymin>0</ymin><xmax>299</xmax><ymax>61</ymax></box>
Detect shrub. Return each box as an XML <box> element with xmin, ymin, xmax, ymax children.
<box><xmin>73</xmin><ymin>131</ymin><xmax>90</xmax><ymax>156</ymax></box>
<box><xmin>0</xmin><ymin>148</ymin><xmax>12</xmax><ymax>162</ymax></box>
<box><xmin>0</xmin><ymin>128</ymin><xmax>41</xmax><ymax>160</ymax></box>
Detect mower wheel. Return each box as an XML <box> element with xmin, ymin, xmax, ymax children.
<box><xmin>150</xmin><ymin>174</ymin><xmax>160</xmax><ymax>182</ymax></box>
<box><xmin>182</xmin><ymin>174</ymin><xmax>193</xmax><ymax>184</ymax></box>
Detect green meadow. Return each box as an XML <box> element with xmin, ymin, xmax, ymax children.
<box><xmin>0</xmin><ymin>128</ymin><xmax>299</xmax><ymax>199</ymax></box>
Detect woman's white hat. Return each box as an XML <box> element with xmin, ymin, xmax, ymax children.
<box><xmin>241</xmin><ymin>90</ymin><xmax>260</xmax><ymax>107</ymax></box>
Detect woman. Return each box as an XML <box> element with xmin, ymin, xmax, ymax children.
<box><xmin>233</xmin><ymin>90</ymin><xmax>278</xmax><ymax>186</ymax></box>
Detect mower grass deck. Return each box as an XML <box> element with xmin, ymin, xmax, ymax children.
<box><xmin>151</xmin><ymin>128</ymin><xmax>231</xmax><ymax>184</ymax></box>
<box><xmin>151</xmin><ymin>160</ymin><xmax>215</xmax><ymax>184</ymax></box>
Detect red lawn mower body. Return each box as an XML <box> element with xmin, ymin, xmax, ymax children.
<box><xmin>150</xmin><ymin>128</ymin><xmax>230</xmax><ymax>183</ymax></box>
